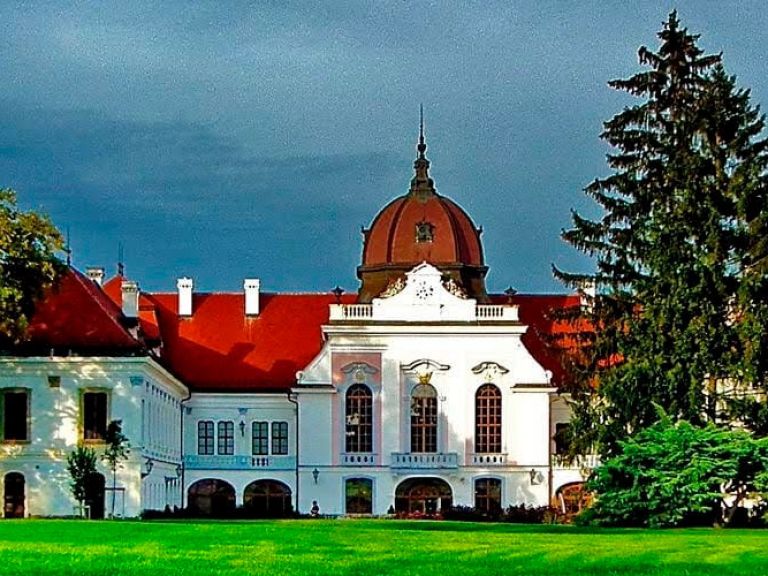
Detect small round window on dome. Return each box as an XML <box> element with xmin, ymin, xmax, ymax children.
<box><xmin>415</xmin><ymin>221</ymin><xmax>434</xmax><ymax>243</ymax></box>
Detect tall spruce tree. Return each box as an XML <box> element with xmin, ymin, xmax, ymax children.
<box><xmin>553</xmin><ymin>12</ymin><xmax>768</xmax><ymax>455</ymax></box>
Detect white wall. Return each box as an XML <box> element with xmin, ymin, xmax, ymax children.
<box><xmin>0</xmin><ymin>357</ymin><xmax>186</xmax><ymax>517</ymax></box>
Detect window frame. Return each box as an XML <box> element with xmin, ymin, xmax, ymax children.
<box><xmin>80</xmin><ymin>389</ymin><xmax>110</xmax><ymax>443</ymax></box>
<box><xmin>474</xmin><ymin>477</ymin><xmax>502</xmax><ymax>515</ymax></box>
<box><xmin>410</xmin><ymin>383</ymin><xmax>438</xmax><ymax>453</ymax></box>
<box><xmin>271</xmin><ymin>421</ymin><xmax>289</xmax><ymax>455</ymax></box>
<box><xmin>197</xmin><ymin>420</ymin><xmax>214</xmax><ymax>455</ymax></box>
<box><xmin>0</xmin><ymin>388</ymin><xmax>31</xmax><ymax>443</ymax></box>
<box><xmin>345</xmin><ymin>384</ymin><xmax>373</xmax><ymax>453</ymax></box>
<box><xmin>217</xmin><ymin>421</ymin><xmax>235</xmax><ymax>455</ymax></box>
<box><xmin>475</xmin><ymin>384</ymin><xmax>502</xmax><ymax>454</ymax></box>
<box><xmin>251</xmin><ymin>421</ymin><xmax>269</xmax><ymax>456</ymax></box>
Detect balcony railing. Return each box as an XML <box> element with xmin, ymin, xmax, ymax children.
<box><xmin>475</xmin><ymin>305</ymin><xmax>519</xmax><ymax>321</ymax></box>
<box><xmin>340</xmin><ymin>453</ymin><xmax>378</xmax><ymax>465</ymax></box>
<box><xmin>329</xmin><ymin>304</ymin><xmax>373</xmax><ymax>320</ymax></box>
<box><xmin>329</xmin><ymin>303</ymin><xmax>519</xmax><ymax>322</ymax></box>
<box><xmin>550</xmin><ymin>454</ymin><xmax>601</xmax><ymax>470</ymax></box>
<box><xmin>184</xmin><ymin>454</ymin><xmax>297</xmax><ymax>471</ymax></box>
<box><xmin>470</xmin><ymin>453</ymin><xmax>508</xmax><ymax>466</ymax></box>
<box><xmin>390</xmin><ymin>452</ymin><xmax>459</xmax><ymax>470</ymax></box>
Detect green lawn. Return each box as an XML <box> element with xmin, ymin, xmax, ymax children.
<box><xmin>0</xmin><ymin>519</ymin><xmax>766</xmax><ymax>575</ymax></box>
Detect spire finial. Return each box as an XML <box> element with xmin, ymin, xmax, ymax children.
<box><xmin>417</xmin><ymin>104</ymin><xmax>426</xmax><ymax>158</ymax></box>
<box><xmin>65</xmin><ymin>226</ymin><xmax>72</xmax><ymax>266</ymax></box>
<box><xmin>117</xmin><ymin>243</ymin><xmax>125</xmax><ymax>277</ymax></box>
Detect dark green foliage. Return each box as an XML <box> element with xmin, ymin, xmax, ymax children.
<box><xmin>579</xmin><ymin>414</ymin><xmax>768</xmax><ymax>527</ymax></box>
<box><xmin>552</xmin><ymin>12</ymin><xmax>768</xmax><ymax>455</ymax></box>
<box><xmin>102</xmin><ymin>420</ymin><xmax>130</xmax><ymax>518</ymax></box>
<box><xmin>66</xmin><ymin>446</ymin><xmax>98</xmax><ymax>507</ymax></box>
<box><xmin>0</xmin><ymin>188</ymin><xmax>64</xmax><ymax>344</ymax></box>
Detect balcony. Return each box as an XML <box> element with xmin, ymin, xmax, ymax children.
<box><xmin>390</xmin><ymin>452</ymin><xmax>459</xmax><ymax>470</ymax></box>
<box><xmin>340</xmin><ymin>453</ymin><xmax>378</xmax><ymax>466</ymax></box>
<box><xmin>329</xmin><ymin>303</ymin><xmax>518</xmax><ymax>322</ymax></box>
<box><xmin>184</xmin><ymin>454</ymin><xmax>297</xmax><ymax>471</ymax></box>
<box><xmin>550</xmin><ymin>454</ymin><xmax>601</xmax><ymax>470</ymax></box>
<box><xmin>470</xmin><ymin>453</ymin><xmax>509</xmax><ymax>466</ymax></box>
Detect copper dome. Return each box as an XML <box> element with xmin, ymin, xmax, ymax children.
<box><xmin>357</xmin><ymin>119</ymin><xmax>488</xmax><ymax>302</ymax></box>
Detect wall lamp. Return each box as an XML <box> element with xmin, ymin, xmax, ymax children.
<box><xmin>529</xmin><ymin>468</ymin><xmax>543</xmax><ymax>485</ymax></box>
<box><xmin>312</xmin><ymin>468</ymin><xmax>320</xmax><ymax>484</ymax></box>
<box><xmin>239</xmin><ymin>421</ymin><xmax>246</xmax><ymax>437</ymax></box>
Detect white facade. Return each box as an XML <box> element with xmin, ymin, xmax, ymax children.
<box><xmin>0</xmin><ymin>265</ymin><xmax>586</xmax><ymax>517</ymax></box>
<box><xmin>0</xmin><ymin>357</ymin><xmax>187</xmax><ymax>518</ymax></box>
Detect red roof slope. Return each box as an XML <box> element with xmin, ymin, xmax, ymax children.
<box><xmin>103</xmin><ymin>275</ymin><xmax>161</xmax><ymax>343</ymax></box>
<box><xmin>143</xmin><ymin>292</ymin><xmax>356</xmax><ymax>392</ymax></box>
<box><xmin>490</xmin><ymin>293</ymin><xmax>582</xmax><ymax>385</ymax></box>
<box><xmin>23</xmin><ymin>268</ymin><xmax>142</xmax><ymax>354</ymax></box>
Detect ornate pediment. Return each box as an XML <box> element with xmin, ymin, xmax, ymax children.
<box><xmin>471</xmin><ymin>361</ymin><xmax>510</xmax><ymax>383</ymax></box>
<box><xmin>401</xmin><ymin>358</ymin><xmax>451</xmax><ymax>373</ymax></box>
<box><xmin>340</xmin><ymin>362</ymin><xmax>379</xmax><ymax>384</ymax></box>
<box><xmin>371</xmin><ymin>262</ymin><xmax>477</xmax><ymax>321</ymax></box>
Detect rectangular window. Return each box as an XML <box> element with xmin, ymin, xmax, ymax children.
<box><xmin>252</xmin><ymin>421</ymin><xmax>269</xmax><ymax>455</ymax></box>
<box><xmin>1</xmin><ymin>389</ymin><xmax>29</xmax><ymax>442</ymax></box>
<box><xmin>198</xmin><ymin>421</ymin><xmax>214</xmax><ymax>455</ymax></box>
<box><xmin>272</xmin><ymin>421</ymin><xmax>288</xmax><ymax>455</ymax></box>
<box><xmin>82</xmin><ymin>391</ymin><xmax>108</xmax><ymax>441</ymax></box>
<box><xmin>217</xmin><ymin>421</ymin><xmax>234</xmax><ymax>455</ymax></box>
<box><xmin>554</xmin><ymin>423</ymin><xmax>571</xmax><ymax>455</ymax></box>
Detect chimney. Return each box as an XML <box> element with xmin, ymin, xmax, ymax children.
<box><xmin>121</xmin><ymin>280</ymin><xmax>139</xmax><ymax>319</ymax></box>
<box><xmin>177</xmin><ymin>277</ymin><xmax>193</xmax><ymax>317</ymax></box>
<box><xmin>244</xmin><ymin>278</ymin><xmax>260</xmax><ymax>316</ymax></box>
<box><xmin>86</xmin><ymin>267</ymin><xmax>105</xmax><ymax>286</ymax></box>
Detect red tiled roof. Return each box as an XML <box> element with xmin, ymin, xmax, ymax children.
<box><xmin>490</xmin><ymin>293</ymin><xmax>583</xmax><ymax>385</ymax></box>
<box><xmin>142</xmin><ymin>291</ymin><xmax>357</xmax><ymax>392</ymax></box>
<box><xmin>103</xmin><ymin>274</ymin><xmax>162</xmax><ymax>344</ymax></box>
<box><xmin>23</xmin><ymin>268</ymin><xmax>142</xmax><ymax>354</ymax></box>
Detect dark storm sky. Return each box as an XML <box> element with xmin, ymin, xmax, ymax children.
<box><xmin>1</xmin><ymin>1</ymin><xmax>766</xmax><ymax>294</ymax></box>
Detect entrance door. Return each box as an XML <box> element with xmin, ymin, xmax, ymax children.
<box><xmin>395</xmin><ymin>478</ymin><xmax>452</xmax><ymax>515</ymax></box>
<box><xmin>3</xmin><ymin>473</ymin><xmax>24</xmax><ymax>518</ymax></box>
<box><xmin>85</xmin><ymin>473</ymin><xmax>105</xmax><ymax>519</ymax></box>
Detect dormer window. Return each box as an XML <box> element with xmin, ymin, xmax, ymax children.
<box><xmin>416</xmin><ymin>221</ymin><xmax>434</xmax><ymax>243</ymax></box>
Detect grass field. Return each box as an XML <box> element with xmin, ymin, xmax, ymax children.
<box><xmin>0</xmin><ymin>519</ymin><xmax>767</xmax><ymax>575</ymax></box>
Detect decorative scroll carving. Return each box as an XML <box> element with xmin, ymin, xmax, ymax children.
<box><xmin>401</xmin><ymin>358</ymin><xmax>450</xmax><ymax>372</ymax></box>
<box><xmin>442</xmin><ymin>278</ymin><xmax>467</xmax><ymax>299</ymax></box>
<box><xmin>471</xmin><ymin>361</ymin><xmax>510</xmax><ymax>382</ymax></box>
<box><xmin>379</xmin><ymin>276</ymin><xmax>406</xmax><ymax>298</ymax></box>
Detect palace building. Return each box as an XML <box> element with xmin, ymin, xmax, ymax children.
<box><xmin>0</xmin><ymin>125</ymin><xmax>590</xmax><ymax>518</ymax></box>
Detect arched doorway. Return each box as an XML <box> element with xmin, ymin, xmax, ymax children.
<box><xmin>85</xmin><ymin>473</ymin><xmax>105</xmax><ymax>519</ymax></box>
<box><xmin>3</xmin><ymin>473</ymin><xmax>25</xmax><ymax>518</ymax></box>
<box><xmin>243</xmin><ymin>480</ymin><xmax>292</xmax><ymax>517</ymax></box>
<box><xmin>395</xmin><ymin>478</ymin><xmax>452</xmax><ymax>515</ymax></box>
<box><xmin>187</xmin><ymin>479</ymin><xmax>236</xmax><ymax>517</ymax></box>
<box><xmin>555</xmin><ymin>482</ymin><xmax>591</xmax><ymax>520</ymax></box>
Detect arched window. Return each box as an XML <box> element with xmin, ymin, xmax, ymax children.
<box><xmin>346</xmin><ymin>384</ymin><xmax>373</xmax><ymax>453</ymax></box>
<box><xmin>474</xmin><ymin>478</ymin><xmax>502</xmax><ymax>515</ymax></box>
<box><xmin>411</xmin><ymin>383</ymin><xmax>437</xmax><ymax>453</ymax></box>
<box><xmin>345</xmin><ymin>478</ymin><xmax>373</xmax><ymax>514</ymax></box>
<box><xmin>188</xmin><ymin>479</ymin><xmax>236</xmax><ymax>517</ymax></box>
<box><xmin>243</xmin><ymin>480</ymin><xmax>292</xmax><ymax>517</ymax></box>
<box><xmin>475</xmin><ymin>384</ymin><xmax>502</xmax><ymax>454</ymax></box>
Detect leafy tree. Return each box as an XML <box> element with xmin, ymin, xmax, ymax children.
<box><xmin>579</xmin><ymin>413</ymin><xmax>768</xmax><ymax>527</ymax></box>
<box><xmin>66</xmin><ymin>446</ymin><xmax>98</xmax><ymax>517</ymax></box>
<box><xmin>102</xmin><ymin>420</ymin><xmax>130</xmax><ymax>518</ymax></box>
<box><xmin>0</xmin><ymin>188</ymin><xmax>64</xmax><ymax>344</ymax></box>
<box><xmin>552</xmin><ymin>12</ymin><xmax>768</xmax><ymax>454</ymax></box>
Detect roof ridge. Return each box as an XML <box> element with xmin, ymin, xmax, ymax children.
<box><xmin>70</xmin><ymin>269</ymin><xmax>140</xmax><ymax>346</ymax></box>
